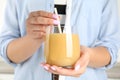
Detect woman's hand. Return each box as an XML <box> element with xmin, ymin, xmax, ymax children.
<box><xmin>6</xmin><ymin>11</ymin><xmax>60</xmax><ymax>64</ymax></box>
<box><xmin>26</xmin><ymin>11</ymin><xmax>59</xmax><ymax>41</ymax></box>
<box><xmin>41</xmin><ymin>46</ymin><xmax>90</xmax><ymax>77</ymax></box>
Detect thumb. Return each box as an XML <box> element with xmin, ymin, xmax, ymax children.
<box><xmin>74</xmin><ymin>47</ymin><xmax>89</xmax><ymax>71</ymax></box>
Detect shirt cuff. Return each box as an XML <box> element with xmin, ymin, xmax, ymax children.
<box><xmin>92</xmin><ymin>41</ymin><xmax>118</xmax><ymax>70</ymax></box>
<box><xmin>0</xmin><ymin>39</ymin><xmax>17</xmax><ymax>67</ymax></box>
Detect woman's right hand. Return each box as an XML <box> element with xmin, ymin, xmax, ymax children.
<box><xmin>7</xmin><ymin>11</ymin><xmax>60</xmax><ymax>64</ymax></box>
<box><xmin>26</xmin><ymin>11</ymin><xmax>59</xmax><ymax>41</ymax></box>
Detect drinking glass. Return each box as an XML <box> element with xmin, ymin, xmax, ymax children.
<box><xmin>44</xmin><ymin>26</ymin><xmax>80</xmax><ymax>80</ymax></box>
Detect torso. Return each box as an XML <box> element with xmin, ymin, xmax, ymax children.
<box><xmin>14</xmin><ymin>0</ymin><xmax>107</xmax><ymax>80</ymax></box>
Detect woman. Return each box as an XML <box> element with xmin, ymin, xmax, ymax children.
<box><xmin>0</xmin><ymin>0</ymin><xmax>120</xmax><ymax>80</ymax></box>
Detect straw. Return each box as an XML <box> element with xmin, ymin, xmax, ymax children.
<box><xmin>54</xmin><ymin>8</ymin><xmax>62</xmax><ymax>34</ymax></box>
<box><xmin>64</xmin><ymin>0</ymin><xmax>72</xmax><ymax>34</ymax></box>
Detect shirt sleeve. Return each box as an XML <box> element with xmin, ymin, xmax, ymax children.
<box><xmin>93</xmin><ymin>0</ymin><xmax>120</xmax><ymax>69</ymax></box>
<box><xmin>0</xmin><ymin>0</ymin><xmax>20</xmax><ymax>67</ymax></box>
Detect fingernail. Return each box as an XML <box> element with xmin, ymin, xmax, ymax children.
<box><xmin>75</xmin><ymin>65</ymin><xmax>80</xmax><ymax>71</ymax></box>
<box><xmin>44</xmin><ymin>66</ymin><xmax>49</xmax><ymax>70</ymax></box>
<box><xmin>51</xmin><ymin>66</ymin><xmax>56</xmax><ymax>71</ymax></box>
<box><xmin>53</xmin><ymin>20</ymin><xmax>60</xmax><ymax>25</ymax></box>
<box><xmin>53</xmin><ymin>14</ymin><xmax>58</xmax><ymax>19</ymax></box>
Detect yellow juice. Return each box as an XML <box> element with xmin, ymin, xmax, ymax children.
<box><xmin>44</xmin><ymin>33</ymin><xmax>80</xmax><ymax>67</ymax></box>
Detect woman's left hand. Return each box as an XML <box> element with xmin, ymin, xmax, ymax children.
<box><xmin>41</xmin><ymin>46</ymin><xmax>90</xmax><ymax>77</ymax></box>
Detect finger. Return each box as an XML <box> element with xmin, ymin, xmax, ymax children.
<box><xmin>27</xmin><ymin>24</ymin><xmax>46</xmax><ymax>33</ymax></box>
<box><xmin>28</xmin><ymin>16</ymin><xmax>60</xmax><ymax>25</ymax></box>
<box><xmin>41</xmin><ymin>63</ymin><xmax>82</xmax><ymax>77</ymax></box>
<box><xmin>32</xmin><ymin>31</ymin><xmax>46</xmax><ymax>39</ymax></box>
<box><xmin>31</xmin><ymin>25</ymin><xmax>46</xmax><ymax>32</ymax></box>
<box><xmin>41</xmin><ymin>63</ymin><xmax>68</xmax><ymax>75</ymax></box>
<box><xmin>41</xmin><ymin>63</ymin><xmax>59</xmax><ymax>74</ymax></box>
<box><xmin>75</xmin><ymin>50</ymin><xmax>89</xmax><ymax>70</ymax></box>
<box><xmin>49</xmin><ymin>65</ymin><xmax>80</xmax><ymax>76</ymax></box>
<box><xmin>29</xmin><ymin>11</ymin><xmax>58</xmax><ymax>19</ymax></box>
<box><xmin>73</xmin><ymin>48</ymin><xmax>90</xmax><ymax>75</ymax></box>
<box><xmin>41</xmin><ymin>63</ymin><xmax>50</xmax><ymax>70</ymax></box>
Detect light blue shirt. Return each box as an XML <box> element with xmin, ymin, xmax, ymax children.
<box><xmin>0</xmin><ymin>0</ymin><xmax>120</xmax><ymax>80</ymax></box>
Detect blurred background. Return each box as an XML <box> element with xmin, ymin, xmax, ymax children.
<box><xmin>0</xmin><ymin>0</ymin><xmax>120</xmax><ymax>80</ymax></box>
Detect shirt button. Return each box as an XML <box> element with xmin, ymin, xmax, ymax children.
<box><xmin>50</xmin><ymin>3</ymin><xmax>52</xmax><ymax>8</ymax></box>
<box><xmin>49</xmin><ymin>3</ymin><xmax>54</xmax><ymax>12</ymax></box>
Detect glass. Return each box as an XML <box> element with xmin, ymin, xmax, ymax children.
<box><xmin>44</xmin><ymin>26</ymin><xmax>80</xmax><ymax>80</ymax></box>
